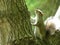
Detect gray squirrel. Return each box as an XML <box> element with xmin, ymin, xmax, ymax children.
<box><xmin>31</xmin><ymin>6</ymin><xmax>60</xmax><ymax>38</ymax></box>
<box><xmin>30</xmin><ymin>9</ymin><xmax>44</xmax><ymax>39</ymax></box>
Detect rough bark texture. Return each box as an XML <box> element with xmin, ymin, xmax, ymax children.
<box><xmin>0</xmin><ymin>0</ymin><xmax>60</xmax><ymax>45</ymax></box>
<box><xmin>0</xmin><ymin>0</ymin><xmax>35</xmax><ymax>45</ymax></box>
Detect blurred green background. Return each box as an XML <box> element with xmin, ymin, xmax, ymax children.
<box><xmin>26</xmin><ymin>0</ymin><xmax>60</xmax><ymax>20</ymax></box>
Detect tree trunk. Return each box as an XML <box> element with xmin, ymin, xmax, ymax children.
<box><xmin>0</xmin><ymin>0</ymin><xmax>35</xmax><ymax>45</ymax></box>
<box><xmin>0</xmin><ymin>0</ymin><xmax>60</xmax><ymax>45</ymax></box>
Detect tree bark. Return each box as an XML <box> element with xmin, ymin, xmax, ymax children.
<box><xmin>0</xmin><ymin>0</ymin><xmax>60</xmax><ymax>45</ymax></box>
<box><xmin>0</xmin><ymin>0</ymin><xmax>34</xmax><ymax>45</ymax></box>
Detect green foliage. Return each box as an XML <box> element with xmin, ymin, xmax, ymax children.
<box><xmin>26</xmin><ymin>0</ymin><xmax>60</xmax><ymax>20</ymax></box>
